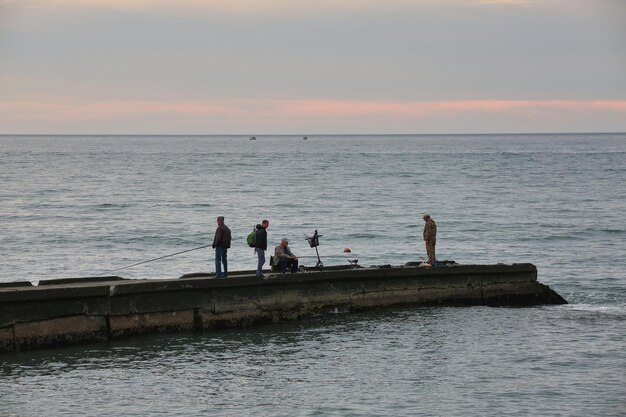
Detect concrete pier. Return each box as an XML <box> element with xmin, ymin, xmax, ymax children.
<box><xmin>0</xmin><ymin>263</ymin><xmax>566</xmax><ymax>352</ymax></box>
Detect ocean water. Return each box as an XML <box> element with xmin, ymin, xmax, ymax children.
<box><xmin>1</xmin><ymin>134</ymin><xmax>625</xmax><ymax>416</ymax></box>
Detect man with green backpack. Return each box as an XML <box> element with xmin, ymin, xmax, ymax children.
<box><xmin>248</xmin><ymin>219</ymin><xmax>269</xmax><ymax>277</ymax></box>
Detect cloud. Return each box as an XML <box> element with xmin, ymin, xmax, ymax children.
<box><xmin>0</xmin><ymin>97</ymin><xmax>242</xmax><ymax>120</ymax></box>
<box><xmin>9</xmin><ymin>0</ymin><xmax>536</xmax><ymax>17</ymax></box>
<box><xmin>470</xmin><ymin>0</ymin><xmax>536</xmax><ymax>6</ymax></box>
<box><xmin>10</xmin><ymin>0</ymin><xmax>417</xmax><ymax>13</ymax></box>
<box><xmin>2</xmin><ymin>97</ymin><xmax>625</xmax><ymax>133</ymax></box>
<box><xmin>277</xmin><ymin>99</ymin><xmax>626</xmax><ymax>116</ymax></box>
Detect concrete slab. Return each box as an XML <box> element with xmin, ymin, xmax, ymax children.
<box><xmin>0</xmin><ymin>263</ymin><xmax>564</xmax><ymax>353</ymax></box>
<box><xmin>108</xmin><ymin>310</ymin><xmax>195</xmax><ymax>338</ymax></box>
<box><xmin>13</xmin><ymin>315</ymin><xmax>107</xmax><ymax>350</ymax></box>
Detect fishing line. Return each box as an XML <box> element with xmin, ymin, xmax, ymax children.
<box><xmin>97</xmin><ymin>244</ymin><xmax>211</xmax><ymax>276</ymax></box>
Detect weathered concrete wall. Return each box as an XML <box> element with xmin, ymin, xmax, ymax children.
<box><xmin>0</xmin><ymin>264</ymin><xmax>566</xmax><ymax>352</ymax></box>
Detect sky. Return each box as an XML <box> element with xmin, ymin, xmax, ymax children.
<box><xmin>0</xmin><ymin>0</ymin><xmax>625</xmax><ymax>134</ymax></box>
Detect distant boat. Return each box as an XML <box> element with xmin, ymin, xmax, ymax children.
<box><xmin>249</xmin><ymin>136</ymin><xmax>257</xmax><ymax>140</ymax></box>
<box><xmin>303</xmin><ymin>136</ymin><xmax>308</xmax><ymax>140</ymax></box>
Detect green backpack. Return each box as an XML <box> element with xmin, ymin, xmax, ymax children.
<box><xmin>247</xmin><ymin>228</ymin><xmax>256</xmax><ymax>247</ymax></box>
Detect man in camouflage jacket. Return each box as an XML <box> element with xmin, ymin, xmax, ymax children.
<box><xmin>422</xmin><ymin>213</ymin><xmax>437</xmax><ymax>264</ymax></box>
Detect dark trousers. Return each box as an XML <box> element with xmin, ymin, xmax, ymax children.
<box><xmin>215</xmin><ymin>246</ymin><xmax>228</xmax><ymax>277</ymax></box>
<box><xmin>277</xmin><ymin>257</ymin><xmax>298</xmax><ymax>273</ymax></box>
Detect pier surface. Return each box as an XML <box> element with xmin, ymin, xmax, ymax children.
<box><xmin>0</xmin><ymin>263</ymin><xmax>566</xmax><ymax>352</ymax></box>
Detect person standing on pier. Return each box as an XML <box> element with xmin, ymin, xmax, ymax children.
<box><xmin>212</xmin><ymin>216</ymin><xmax>232</xmax><ymax>278</ymax></box>
<box><xmin>422</xmin><ymin>213</ymin><xmax>437</xmax><ymax>264</ymax></box>
<box><xmin>254</xmin><ymin>219</ymin><xmax>269</xmax><ymax>277</ymax></box>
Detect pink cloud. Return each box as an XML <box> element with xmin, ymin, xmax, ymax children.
<box><xmin>1</xmin><ymin>97</ymin><xmax>625</xmax><ymax>132</ymax></box>
<box><xmin>21</xmin><ymin>0</ymin><xmax>479</xmax><ymax>16</ymax></box>
<box><xmin>0</xmin><ymin>97</ymin><xmax>242</xmax><ymax>121</ymax></box>
<box><xmin>272</xmin><ymin>99</ymin><xmax>626</xmax><ymax>116</ymax></box>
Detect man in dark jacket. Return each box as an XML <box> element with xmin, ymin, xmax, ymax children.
<box><xmin>212</xmin><ymin>216</ymin><xmax>232</xmax><ymax>278</ymax></box>
<box><xmin>254</xmin><ymin>219</ymin><xmax>269</xmax><ymax>277</ymax></box>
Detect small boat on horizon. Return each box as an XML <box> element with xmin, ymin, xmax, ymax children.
<box><xmin>303</xmin><ymin>136</ymin><xmax>308</xmax><ymax>140</ymax></box>
<box><xmin>249</xmin><ymin>136</ymin><xmax>257</xmax><ymax>140</ymax></box>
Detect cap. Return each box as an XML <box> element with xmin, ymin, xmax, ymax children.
<box><xmin>281</xmin><ymin>237</ymin><xmax>289</xmax><ymax>243</ymax></box>
<box><xmin>422</xmin><ymin>212</ymin><xmax>430</xmax><ymax>219</ymax></box>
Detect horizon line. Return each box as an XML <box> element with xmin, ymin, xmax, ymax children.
<box><xmin>1</xmin><ymin>131</ymin><xmax>625</xmax><ymax>137</ymax></box>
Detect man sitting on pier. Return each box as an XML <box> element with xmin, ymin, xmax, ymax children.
<box><xmin>274</xmin><ymin>238</ymin><xmax>299</xmax><ymax>273</ymax></box>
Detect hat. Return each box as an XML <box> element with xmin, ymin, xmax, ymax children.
<box><xmin>281</xmin><ymin>237</ymin><xmax>289</xmax><ymax>243</ymax></box>
<box><xmin>422</xmin><ymin>212</ymin><xmax>430</xmax><ymax>219</ymax></box>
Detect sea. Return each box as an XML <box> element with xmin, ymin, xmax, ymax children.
<box><xmin>0</xmin><ymin>134</ymin><xmax>624</xmax><ymax>416</ymax></box>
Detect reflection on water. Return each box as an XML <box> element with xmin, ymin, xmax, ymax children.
<box><xmin>2</xmin><ymin>305</ymin><xmax>624</xmax><ymax>416</ymax></box>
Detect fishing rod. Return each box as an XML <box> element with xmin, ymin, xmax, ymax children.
<box><xmin>97</xmin><ymin>244</ymin><xmax>212</xmax><ymax>276</ymax></box>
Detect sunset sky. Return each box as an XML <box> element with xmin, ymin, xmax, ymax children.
<box><xmin>1</xmin><ymin>0</ymin><xmax>625</xmax><ymax>134</ymax></box>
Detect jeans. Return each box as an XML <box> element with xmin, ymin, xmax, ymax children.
<box><xmin>215</xmin><ymin>246</ymin><xmax>228</xmax><ymax>277</ymax></box>
<box><xmin>256</xmin><ymin>249</ymin><xmax>265</xmax><ymax>276</ymax></box>
<box><xmin>277</xmin><ymin>257</ymin><xmax>298</xmax><ymax>273</ymax></box>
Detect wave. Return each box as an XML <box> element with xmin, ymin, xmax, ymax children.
<box><xmin>558</xmin><ymin>303</ymin><xmax>626</xmax><ymax>320</ymax></box>
<box><xmin>93</xmin><ymin>203</ymin><xmax>133</xmax><ymax>210</ymax></box>
<box><xmin>599</xmin><ymin>228</ymin><xmax>626</xmax><ymax>234</ymax></box>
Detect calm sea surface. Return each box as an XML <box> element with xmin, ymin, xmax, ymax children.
<box><xmin>1</xmin><ymin>134</ymin><xmax>625</xmax><ymax>416</ymax></box>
